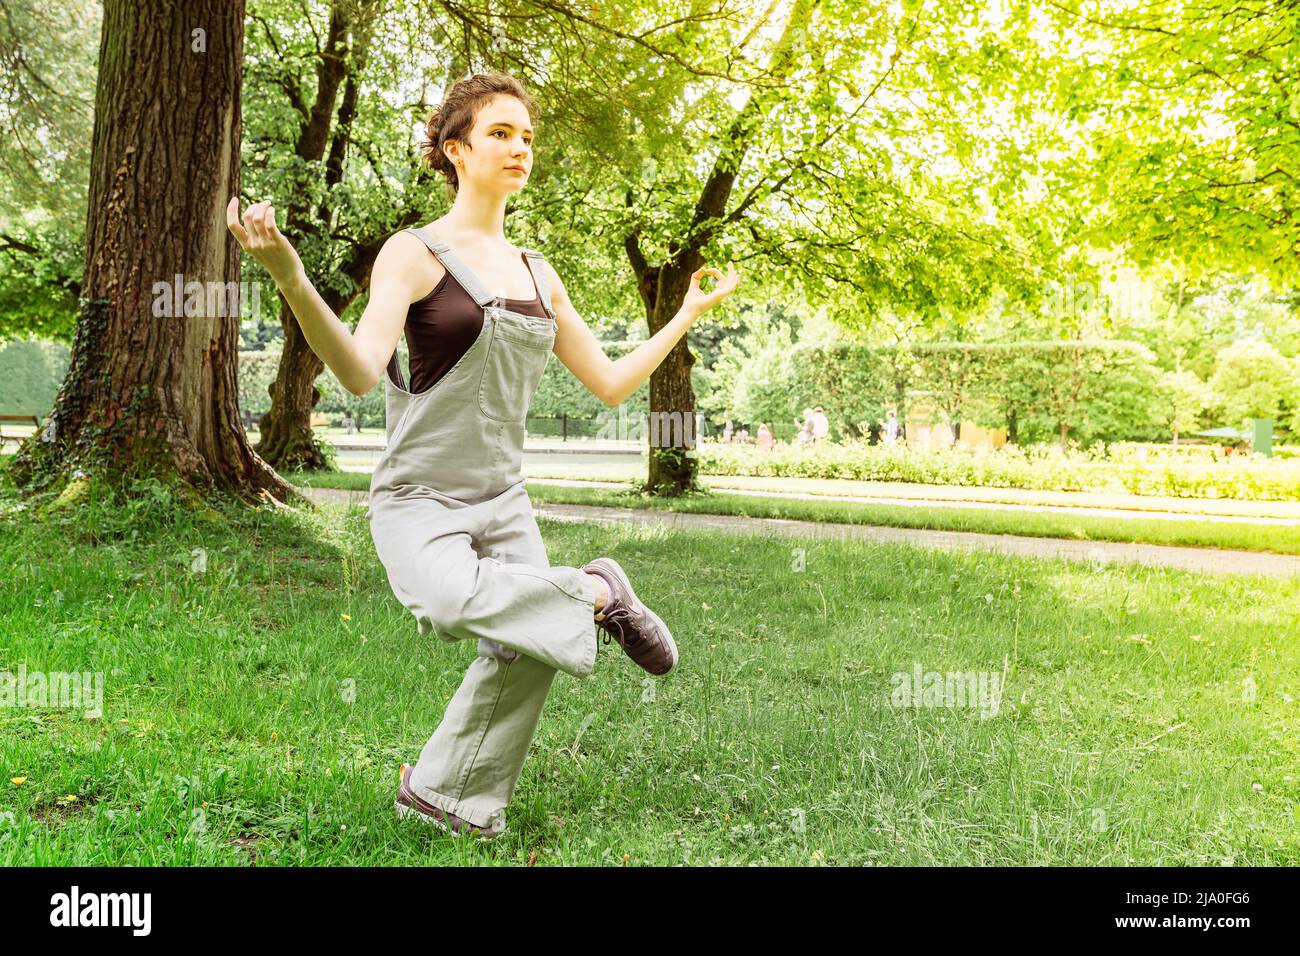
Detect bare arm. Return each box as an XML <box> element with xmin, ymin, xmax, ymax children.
<box><xmin>226</xmin><ymin>198</ymin><xmax>424</xmax><ymax>396</ymax></box>
<box><xmin>548</xmin><ymin>261</ymin><xmax>740</xmax><ymax>407</ymax></box>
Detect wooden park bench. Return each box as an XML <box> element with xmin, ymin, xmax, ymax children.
<box><xmin>0</xmin><ymin>414</ymin><xmax>41</xmax><ymax>451</ymax></box>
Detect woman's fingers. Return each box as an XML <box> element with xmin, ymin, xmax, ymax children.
<box><xmin>687</xmin><ymin>263</ymin><xmax>740</xmax><ymax>313</ymax></box>
<box><xmin>226</xmin><ymin>197</ymin><xmax>250</xmax><ymax>246</ymax></box>
<box><xmin>248</xmin><ymin>201</ymin><xmax>270</xmax><ymax>241</ymax></box>
<box><xmin>694</xmin><ymin>267</ymin><xmax>723</xmax><ymax>290</ymax></box>
<box><xmin>706</xmin><ymin>262</ymin><xmax>739</xmax><ymax>295</ymax></box>
<box><xmin>228</xmin><ymin>198</ymin><xmax>288</xmax><ymax>256</ymax></box>
<box><xmin>244</xmin><ymin>200</ymin><xmax>273</xmax><ymax>242</ymax></box>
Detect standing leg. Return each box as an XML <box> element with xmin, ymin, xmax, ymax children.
<box><xmin>383</xmin><ymin>485</ymin><xmax>592</xmax><ymax>833</ymax></box>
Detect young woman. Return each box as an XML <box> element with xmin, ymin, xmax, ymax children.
<box><xmin>226</xmin><ymin>72</ymin><xmax>739</xmax><ymax>839</ymax></box>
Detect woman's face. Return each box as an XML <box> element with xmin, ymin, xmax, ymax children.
<box><xmin>449</xmin><ymin>94</ymin><xmax>534</xmax><ymax>196</ymax></box>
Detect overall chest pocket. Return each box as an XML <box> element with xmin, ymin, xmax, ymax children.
<box><xmin>477</xmin><ymin>313</ymin><xmax>556</xmax><ymax>423</ymax></box>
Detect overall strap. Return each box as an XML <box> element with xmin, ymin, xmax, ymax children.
<box><xmin>521</xmin><ymin>248</ymin><xmax>556</xmax><ymax>322</ymax></box>
<box><xmin>404</xmin><ymin>226</ymin><xmax>497</xmax><ymax>307</ymax></box>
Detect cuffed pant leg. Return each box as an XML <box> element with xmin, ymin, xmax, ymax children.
<box><xmin>408</xmin><ymin>646</ymin><xmax>556</xmax><ymax>833</ymax></box>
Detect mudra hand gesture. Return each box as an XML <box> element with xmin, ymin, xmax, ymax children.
<box><xmin>682</xmin><ymin>261</ymin><xmax>741</xmax><ymax>318</ymax></box>
<box><xmin>226</xmin><ymin>197</ymin><xmax>304</xmax><ymax>286</ymax></box>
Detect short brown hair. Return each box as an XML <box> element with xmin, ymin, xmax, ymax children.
<box><xmin>419</xmin><ymin>72</ymin><xmax>536</xmax><ymax>200</ymax></box>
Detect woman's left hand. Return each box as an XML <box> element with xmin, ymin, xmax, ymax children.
<box><xmin>681</xmin><ymin>261</ymin><xmax>740</xmax><ymax>318</ymax></box>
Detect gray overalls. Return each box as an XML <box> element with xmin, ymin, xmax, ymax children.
<box><xmin>368</xmin><ymin>226</ymin><xmax>599</xmax><ymax>836</ymax></box>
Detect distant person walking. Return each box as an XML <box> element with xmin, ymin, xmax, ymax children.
<box><xmin>811</xmin><ymin>406</ymin><xmax>829</xmax><ymax>444</ymax></box>
<box><xmin>884</xmin><ymin>409</ymin><xmax>902</xmax><ymax>444</ymax></box>
<box><xmin>757</xmin><ymin>422</ymin><xmax>774</xmax><ymax>451</ymax></box>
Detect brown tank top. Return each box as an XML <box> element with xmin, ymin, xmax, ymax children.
<box><xmin>404</xmin><ymin>250</ymin><xmax>551</xmax><ymax>395</ymax></box>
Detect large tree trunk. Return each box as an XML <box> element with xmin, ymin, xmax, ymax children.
<box><xmin>9</xmin><ymin>0</ymin><xmax>300</xmax><ymax>508</ymax></box>
<box><xmin>639</xmin><ymin>256</ymin><xmax>707</xmax><ymax>496</ymax></box>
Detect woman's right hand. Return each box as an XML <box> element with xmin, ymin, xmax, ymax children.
<box><xmin>226</xmin><ymin>197</ymin><xmax>304</xmax><ymax>286</ymax></box>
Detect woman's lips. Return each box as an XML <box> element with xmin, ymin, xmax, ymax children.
<box><xmin>506</xmin><ymin>166</ymin><xmax>526</xmax><ymax>173</ymax></box>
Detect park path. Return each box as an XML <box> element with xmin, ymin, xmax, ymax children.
<box><xmin>522</xmin><ymin>477</ymin><xmax>1300</xmax><ymax>525</ymax></box>
<box><xmin>294</xmin><ymin>485</ymin><xmax>1299</xmax><ymax>579</ymax></box>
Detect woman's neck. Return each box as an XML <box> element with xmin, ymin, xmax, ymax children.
<box><xmin>441</xmin><ymin>188</ymin><xmax>508</xmax><ymax>243</ymax></box>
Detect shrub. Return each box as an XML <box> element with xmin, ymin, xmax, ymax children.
<box><xmin>694</xmin><ymin>439</ymin><xmax>1300</xmax><ymax>501</ymax></box>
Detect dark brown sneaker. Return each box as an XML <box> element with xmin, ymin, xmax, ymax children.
<box><xmin>581</xmin><ymin>557</ymin><xmax>679</xmax><ymax>676</ymax></box>
<box><xmin>394</xmin><ymin>764</ymin><xmax>500</xmax><ymax>839</ymax></box>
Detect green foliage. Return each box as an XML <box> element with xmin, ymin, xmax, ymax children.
<box><xmin>725</xmin><ymin>340</ymin><xmax>1171</xmax><ymax>446</ymax></box>
<box><xmin>697</xmin><ymin>313</ymin><xmax>799</xmax><ymax>430</ymax></box>
<box><xmin>1158</xmin><ymin>369</ymin><xmax>1213</xmax><ymax>440</ymax></box>
<box><xmin>0</xmin><ymin>230</ymin><xmax>83</xmax><ymax>343</ymax></box>
<box><xmin>696</xmin><ymin>440</ymin><xmax>1300</xmax><ymax>502</ymax></box>
<box><xmin>1046</xmin><ymin>1</ymin><xmax>1300</xmax><ymax>288</ymax></box>
<box><xmin>1009</xmin><ymin>341</ymin><xmax>1166</xmax><ymax>447</ymax></box>
<box><xmin>0</xmin><ymin>337</ymin><xmax>70</xmax><ymax>417</ymax></box>
<box><xmin>1122</xmin><ymin>276</ymin><xmax>1300</xmax><ymax>382</ymax></box>
<box><xmin>789</xmin><ymin>345</ymin><xmax>893</xmax><ymax>438</ymax></box>
<box><xmin>236</xmin><ymin>351</ymin><xmax>280</xmax><ymax>423</ymax></box>
<box><xmin>0</xmin><ymin>0</ymin><xmax>97</xmax><ymax>341</ymax></box>
<box><xmin>314</xmin><ymin>366</ymin><xmax>385</xmax><ymax>431</ymax></box>
<box><xmin>1208</xmin><ymin>340</ymin><xmax>1299</xmax><ymax>430</ymax></box>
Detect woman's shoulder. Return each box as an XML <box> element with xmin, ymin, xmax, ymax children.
<box><xmin>380</xmin><ymin>228</ymin><xmax>446</xmax><ymax>305</ymax></box>
<box><xmin>384</xmin><ymin>225</ymin><xmax>437</xmax><ymax>260</ymax></box>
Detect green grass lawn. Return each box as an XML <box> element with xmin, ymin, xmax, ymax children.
<box><xmin>288</xmin><ymin>469</ymin><xmax>1300</xmax><ymax>556</ymax></box>
<box><xmin>1</xmin><ymin>474</ymin><xmax>1298</xmax><ymax>865</ymax></box>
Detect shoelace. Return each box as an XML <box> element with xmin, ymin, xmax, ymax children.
<box><xmin>597</xmin><ymin>604</ymin><xmax>639</xmax><ymax>646</ymax></box>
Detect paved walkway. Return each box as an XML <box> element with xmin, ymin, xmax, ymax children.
<box><xmin>524</xmin><ymin>478</ymin><xmax>1300</xmax><ymax>526</ymax></box>
<box><xmin>294</xmin><ymin>486</ymin><xmax>1299</xmax><ymax>579</ymax></box>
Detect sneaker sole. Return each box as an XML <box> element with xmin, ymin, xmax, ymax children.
<box><xmin>394</xmin><ymin>799</ymin><xmax>504</xmax><ymax>840</ymax></box>
<box><xmin>394</xmin><ymin>798</ymin><xmax>454</xmax><ymax>834</ymax></box>
<box><xmin>592</xmin><ymin>557</ymin><xmax>679</xmax><ymax>676</ymax></box>
<box><xmin>395</xmin><ymin>765</ymin><xmax>503</xmax><ymax>839</ymax></box>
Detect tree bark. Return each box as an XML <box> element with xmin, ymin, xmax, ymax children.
<box><xmin>643</xmin><ymin>252</ymin><xmax>706</xmax><ymax>495</ymax></box>
<box><xmin>9</xmin><ymin>0</ymin><xmax>299</xmax><ymax>507</ymax></box>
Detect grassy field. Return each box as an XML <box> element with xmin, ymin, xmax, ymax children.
<box><xmin>1</xmin><ymin>473</ymin><xmax>1298</xmax><ymax>865</ymax></box>
<box><xmin>288</xmin><ymin>470</ymin><xmax>1300</xmax><ymax>556</ymax></box>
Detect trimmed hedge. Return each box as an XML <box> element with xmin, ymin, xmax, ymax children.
<box><xmin>694</xmin><ymin>440</ymin><xmax>1300</xmax><ymax>501</ymax></box>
